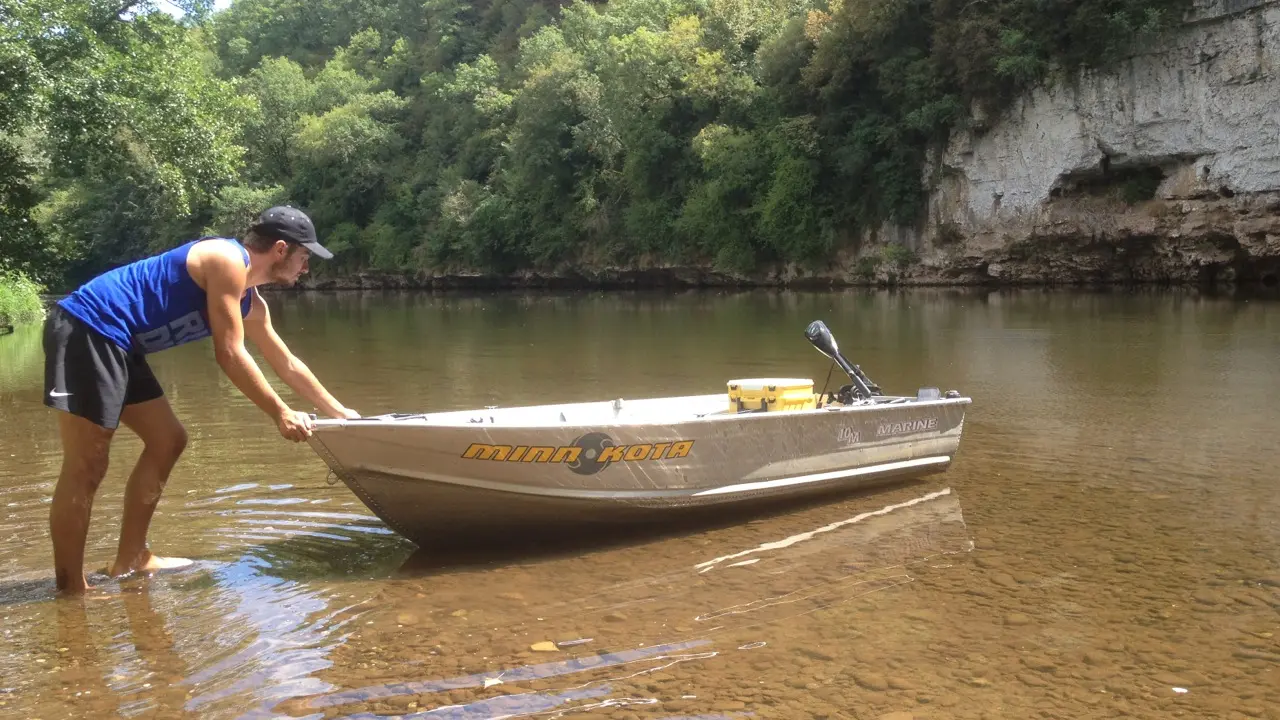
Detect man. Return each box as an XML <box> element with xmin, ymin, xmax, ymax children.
<box><xmin>42</xmin><ymin>206</ymin><xmax>359</xmax><ymax>594</ymax></box>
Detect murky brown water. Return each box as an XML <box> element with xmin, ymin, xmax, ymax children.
<box><xmin>1</xmin><ymin>288</ymin><xmax>1277</xmax><ymax>719</ymax></box>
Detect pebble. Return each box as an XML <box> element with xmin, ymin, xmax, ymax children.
<box><xmin>1021</xmin><ymin>656</ymin><xmax>1057</xmax><ymax>673</ymax></box>
<box><xmin>853</xmin><ymin>672</ymin><xmax>889</xmax><ymax>691</ymax></box>
<box><xmin>796</xmin><ymin>647</ymin><xmax>835</xmax><ymax>662</ymax></box>
<box><xmin>814</xmin><ymin>687</ymin><xmax>842</xmax><ymax>704</ymax></box>
<box><xmin>1191</xmin><ymin>590</ymin><xmax>1220</xmax><ymax>606</ymax></box>
<box><xmin>1082</xmin><ymin>651</ymin><xmax>1108</xmax><ymax>666</ymax></box>
<box><xmin>1080</xmin><ymin>666</ymin><xmax>1116</xmax><ymax>681</ymax></box>
<box><xmin>1234</xmin><ymin>649</ymin><xmax>1280</xmax><ymax>663</ymax></box>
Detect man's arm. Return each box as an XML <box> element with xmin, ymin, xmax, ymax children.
<box><xmin>244</xmin><ymin>290</ymin><xmax>358</xmax><ymax>419</ymax></box>
<box><xmin>203</xmin><ymin>250</ymin><xmax>314</xmax><ymax>440</ymax></box>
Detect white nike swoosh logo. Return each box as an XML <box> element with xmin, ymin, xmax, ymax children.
<box><xmin>49</xmin><ymin>391</ymin><xmax>72</xmax><ymax>397</ymax></box>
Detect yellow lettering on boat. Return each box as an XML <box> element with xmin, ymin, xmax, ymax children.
<box><xmin>551</xmin><ymin>446</ymin><xmax>582</xmax><ymax>463</ymax></box>
<box><xmin>462</xmin><ymin>438</ymin><xmax>697</xmax><ymax>466</ymax></box>
<box><xmin>667</xmin><ymin>441</ymin><xmax>694</xmax><ymax>459</ymax></box>
<box><xmin>598</xmin><ymin>446</ymin><xmax>627</xmax><ymax>463</ymax></box>
<box><xmin>462</xmin><ymin>443</ymin><xmax>512</xmax><ymax>461</ymax></box>
<box><xmin>523</xmin><ymin>446</ymin><xmax>556</xmax><ymax>462</ymax></box>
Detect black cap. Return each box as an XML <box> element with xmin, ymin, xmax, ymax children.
<box><xmin>250</xmin><ymin>206</ymin><xmax>332</xmax><ymax>259</ymax></box>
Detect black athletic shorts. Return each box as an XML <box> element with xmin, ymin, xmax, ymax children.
<box><xmin>43</xmin><ymin>303</ymin><xmax>165</xmax><ymax>429</ymax></box>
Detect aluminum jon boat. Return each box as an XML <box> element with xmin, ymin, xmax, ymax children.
<box><xmin>305</xmin><ymin>321</ymin><xmax>972</xmax><ymax>544</ymax></box>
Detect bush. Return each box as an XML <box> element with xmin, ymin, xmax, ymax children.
<box><xmin>0</xmin><ymin>270</ymin><xmax>46</xmax><ymax>328</ymax></box>
<box><xmin>883</xmin><ymin>243</ymin><xmax>918</xmax><ymax>270</ymax></box>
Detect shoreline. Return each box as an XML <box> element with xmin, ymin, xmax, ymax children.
<box><xmin>281</xmin><ymin>271</ymin><xmax>1280</xmax><ymax>294</ymax></box>
<box><xmin>243</xmin><ymin>279</ymin><xmax>1280</xmax><ymax>305</ymax></box>
<box><xmin>14</xmin><ymin>280</ymin><xmax>1277</xmax><ymax>333</ymax></box>
<box><xmin>26</xmin><ymin>268</ymin><xmax>1280</xmax><ymax>314</ymax></box>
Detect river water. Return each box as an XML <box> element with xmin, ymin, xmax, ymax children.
<box><xmin>0</xmin><ymin>288</ymin><xmax>1276</xmax><ymax>719</ymax></box>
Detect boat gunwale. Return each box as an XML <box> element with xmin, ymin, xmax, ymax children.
<box><xmin>310</xmin><ymin>393</ymin><xmax>972</xmax><ymax>431</ymax></box>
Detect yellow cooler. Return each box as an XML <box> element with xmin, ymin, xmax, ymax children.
<box><xmin>727</xmin><ymin>378</ymin><xmax>817</xmax><ymax>413</ymax></box>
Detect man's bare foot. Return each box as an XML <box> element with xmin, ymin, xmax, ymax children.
<box><xmin>55</xmin><ymin>570</ymin><xmax>90</xmax><ymax>595</ymax></box>
<box><xmin>107</xmin><ymin>549</ymin><xmax>193</xmax><ymax>578</ymax></box>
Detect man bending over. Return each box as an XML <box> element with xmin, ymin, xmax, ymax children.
<box><xmin>42</xmin><ymin>206</ymin><xmax>359</xmax><ymax>593</ymax></box>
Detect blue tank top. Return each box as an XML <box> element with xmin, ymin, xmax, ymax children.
<box><xmin>58</xmin><ymin>237</ymin><xmax>255</xmax><ymax>354</ymax></box>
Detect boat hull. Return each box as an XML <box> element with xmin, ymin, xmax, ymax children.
<box><xmin>306</xmin><ymin>393</ymin><xmax>970</xmax><ymax>544</ymax></box>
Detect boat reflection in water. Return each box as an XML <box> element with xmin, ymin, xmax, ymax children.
<box><xmin>266</xmin><ymin>482</ymin><xmax>973</xmax><ymax>719</ymax></box>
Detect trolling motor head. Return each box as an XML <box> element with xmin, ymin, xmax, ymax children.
<box><xmin>804</xmin><ymin>320</ymin><xmax>841</xmax><ymax>360</ymax></box>
<box><xmin>804</xmin><ymin>320</ymin><xmax>882</xmax><ymax>401</ymax></box>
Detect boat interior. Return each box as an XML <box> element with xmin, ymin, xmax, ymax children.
<box><xmin>315</xmin><ymin>321</ymin><xmax>964</xmax><ymax>428</ymax></box>
<box><xmin>325</xmin><ymin>387</ymin><xmax>958</xmax><ymax>428</ymax></box>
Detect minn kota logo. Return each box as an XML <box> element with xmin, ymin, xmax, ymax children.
<box><xmin>566</xmin><ymin>432</ymin><xmax>616</xmax><ymax>476</ymax></box>
<box><xmin>460</xmin><ymin>432</ymin><xmax>695</xmax><ymax>475</ymax></box>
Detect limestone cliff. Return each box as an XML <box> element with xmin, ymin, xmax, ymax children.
<box><xmin>904</xmin><ymin>0</ymin><xmax>1280</xmax><ymax>285</ymax></box>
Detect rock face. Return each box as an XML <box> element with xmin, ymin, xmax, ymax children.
<box><xmin>912</xmin><ymin>0</ymin><xmax>1280</xmax><ymax>285</ymax></box>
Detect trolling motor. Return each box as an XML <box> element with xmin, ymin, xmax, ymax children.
<box><xmin>805</xmin><ymin>320</ymin><xmax>883</xmax><ymax>403</ymax></box>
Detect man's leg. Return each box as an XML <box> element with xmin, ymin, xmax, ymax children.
<box><xmin>50</xmin><ymin>412</ymin><xmax>114</xmax><ymax>593</ymax></box>
<box><xmin>109</xmin><ymin>396</ymin><xmax>192</xmax><ymax>576</ymax></box>
<box><xmin>44</xmin><ymin>303</ymin><xmax>124</xmax><ymax>594</ymax></box>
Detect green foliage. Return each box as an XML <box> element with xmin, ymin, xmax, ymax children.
<box><xmin>205</xmin><ymin>183</ymin><xmax>291</xmax><ymax>236</ymax></box>
<box><xmin>3</xmin><ymin>1</ymin><xmax>253</xmax><ymax>288</ymax></box>
<box><xmin>931</xmin><ymin>0</ymin><xmax>1188</xmax><ymax>105</ymax></box>
<box><xmin>0</xmin><ymin>270</ymin><xmax>46</xmax><ymax>327</ymax></box>
<box><xmin>0</xmin><ymin>311</ymin><xmax>46</xmax><ymax>389</ymax></box>
<box><xmin>10</xmin><ymin>0</ymin><xmax>1194</xmax><ymax>289</ymax></box>
<box><xmin>1058</xmin><ymin>164</ymin><xmax>1166</xmax><ymax>204</ymax></box>
<box><xmin>855</xmin><ymin>254</ymin><xmax>881</xmax><ymax>279</ymax></box>
<box><xmin>235</xmin><ymin>57</ymin><xmax>315</xmax><ymax>183</ymax></box>
<box><xmin>882</xmin><ymin>242</ymin><xmax>918</xmax><ymax>270</ymax></box>
<box><xmin>1119</xmin><ymin>167</ymin><xmax>1165</xmax><ymax>204</ymax></box>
